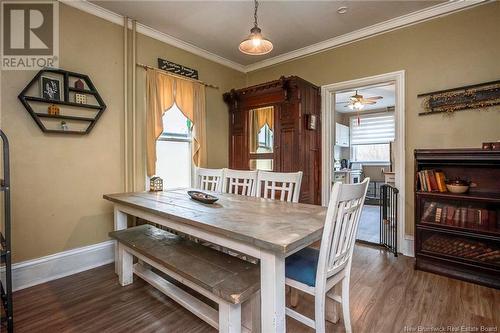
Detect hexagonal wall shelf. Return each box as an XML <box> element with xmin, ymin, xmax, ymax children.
<box><xmin>18</xmin><ymin>68</ymin><xmax>106</xmax><ymax>135</ymax></box>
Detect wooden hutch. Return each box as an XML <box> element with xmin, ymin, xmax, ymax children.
<box><xmin>414</xmin><ymin>149</ymin><xmax>500</xmax><ymax>288</ymax></box>
<box><xmin>223</xmin><ymin>76</ymin><xmax>321</xmax><ymax>205</ymax></box>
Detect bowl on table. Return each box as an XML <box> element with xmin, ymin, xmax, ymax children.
<box><xmin>187</xmin><ymin>190</ymin><xmax>219</xmax><ymax>204</ymax></box>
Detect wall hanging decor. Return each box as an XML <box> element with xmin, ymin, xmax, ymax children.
<box><xmin>158</xmin><ymin>58</ymin><xmax>198</xmax><ymax>79</ymax></box>
<box><xmin>18</xmin><ymin>68</ymin><xmax>106</xmax><ymax>135</ymax></box>
<box><xmin>417</xmin><ymin>80</ymin><xmax>500</xmax><ymax>116</ymax></box>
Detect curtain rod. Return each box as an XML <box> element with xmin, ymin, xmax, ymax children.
<box><xmin>136</xmin><ymin>63</ymin><xmax>219</xmax><ymax>90</ymax></box>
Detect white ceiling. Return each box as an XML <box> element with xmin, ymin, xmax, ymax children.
<box><xmin>90</xmin><ymin>0</ymin><xmax>445</xmax><ymax>66</ymax></box>
<box><xmin>335</xmin><ymin>83</ymin><xmax>395</xmax><ymax>113</ymax></box>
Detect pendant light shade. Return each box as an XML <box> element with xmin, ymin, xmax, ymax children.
<box><xmin>239</xmin><ymin>0</ymin><xmax>273</xmax><ymax>55</ymax></box>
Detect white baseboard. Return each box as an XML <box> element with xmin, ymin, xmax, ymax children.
<box><xmin>401</xmin><ymin>234</ymin><xmax>415</xmax><ymax>257</ymax></box>
<box><xmin>10</xmin><ymin>240</ymin><xmax>115</xmax><ymax>291</ymax></box>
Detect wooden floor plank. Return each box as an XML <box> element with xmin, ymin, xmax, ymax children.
<box><xmin>13</xmin><ymin>244</ymin><xmax>500</xmax><ymax>333</ymax></box>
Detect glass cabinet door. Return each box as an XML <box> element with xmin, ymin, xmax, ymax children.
<box><xmin>248</xmin><ymin>106</ymin><xmax>275</xmax><ymax>171</ymax></box>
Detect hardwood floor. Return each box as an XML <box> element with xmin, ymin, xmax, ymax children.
<box><xmin>13</xmin><ymin>244</ymin><xmax>500</xmax><ymax>333</ymax></box>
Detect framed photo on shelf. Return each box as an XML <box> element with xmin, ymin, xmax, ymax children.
<box><xmin>40</xmin><ymin>75</ymin><xmax>62</xmax><ymax>101</ymax></box>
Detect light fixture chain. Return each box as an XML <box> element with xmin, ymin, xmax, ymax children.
<box><xmin>254</xmin><ymin>0</ymin><xmax>259</xmax><ymax>27</ymax></box>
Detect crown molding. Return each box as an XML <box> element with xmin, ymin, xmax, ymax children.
<box><xmin>59</xmin><ymin>0</ymin><xmax>246</xmax><ymax>72</ymax></box>
<box><xmin>244</xmin><ymin>0</ymin><xmax>489</xmax><ymax>72</ymax></box>
<box><xmin>61</xmin><ymin>0</ymin><xmax>488</xmax><ymax>74</ymax></box>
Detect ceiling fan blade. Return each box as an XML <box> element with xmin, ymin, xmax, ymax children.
<box><xmin>365</xmin><ymin>96</ymin><xmax>384</xmax><ymax>100</ymax></box>
<box><xmin>363</xmin><ymin>101</ymin><xmax>377</xmax><ymax>105</ymax></box>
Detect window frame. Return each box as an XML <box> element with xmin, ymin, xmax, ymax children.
<box><xmin>151</xmin><ymin>106</ymin><xmax>194</xmax><ymax>190</ymax></box>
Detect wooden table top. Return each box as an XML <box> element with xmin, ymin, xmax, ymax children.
<box><xmin>104</xmin><ymin>189</ymin><xmax>326</xmax><ymax>255</ymax></box>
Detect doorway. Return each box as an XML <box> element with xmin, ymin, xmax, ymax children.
<box><xmin>321</xmin><ymin>71</ymin><xmax>406</xmax><ymax>252</ymax></box>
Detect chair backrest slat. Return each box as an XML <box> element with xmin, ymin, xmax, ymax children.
<box><xmin>255</xmin><ymin>171</ymin><xmax>303</xmax><ymax>203</ymax></box>
<box><xmin>317</xmin><ymin>179</ymin><xmax>370</xmax><ymax>284</ymax></box>
<box><xmin>222</xmin><ymin>169</ymin><xmax>258</xmax><ymax>196</ymax></box>
<box><xmin>194</xmin><ymin>168</ymin><xmax>224</xmax><ymax>192</ymax></box>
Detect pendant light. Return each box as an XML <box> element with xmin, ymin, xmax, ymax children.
<box><xmin>239</xmin><ymin>0</ymin><xmax>273</xmax><ymax>55</ymax></box>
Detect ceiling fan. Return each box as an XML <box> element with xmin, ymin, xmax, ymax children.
<box><xmin>336</xmin><ymin>90</ymin><xmax>384</xmax><ymax>126</ymax></box>
<box><xmin>344</xmin><ymin>90</ymin><xmax>383</xmax><ymax>110</ymax></box>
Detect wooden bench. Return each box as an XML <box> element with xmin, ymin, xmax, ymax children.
<box><xmin>109</xmin><ymin>224</ymin><xmax>261</xmax><ymax>333</ymax></box>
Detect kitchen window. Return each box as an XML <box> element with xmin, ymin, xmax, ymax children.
<box><xmin>155</xmin><ymin>104</ymin><xmax>192</xmax><ymax>189</ymax></box>
<box><xmin>350</xmin><ymin>112</ymin><xmax>394</xmax><ymax>163</ymax></box>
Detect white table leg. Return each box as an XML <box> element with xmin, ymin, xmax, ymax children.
<box><xmin>114</xmin><ymin>207</ymin><xmax>127</xmax><ymax>274</ymax></box>
<box><xmin>260</xmin><ymin>251</ymin><xmax>286</xmax><ymax>333</ymax></box>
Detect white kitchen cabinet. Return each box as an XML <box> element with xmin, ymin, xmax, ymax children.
<box><xmin>335</xmin><ymin>123</ymin><xmax>350</xmax><ymax>147</ymax></box>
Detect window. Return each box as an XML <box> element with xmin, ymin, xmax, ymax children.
<box><xmin>155</xmin><ymin>104</ymin><xmax>192</xmax><ymax>189</ymax></box>
<box><xmin>257</xmin><ymin>123</ymin><xmax>273</xmax><ymax>153</ymax></box>
<box><xmin>350</xmin><ymin>113</ymin><xmax>394</xmax><ymax>162</ymax></box>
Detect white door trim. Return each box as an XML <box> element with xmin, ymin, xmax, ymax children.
<box><xmin>321</xmin><ymin>70</ymin><xmax>410</xmax><ymax>256</ymax></box>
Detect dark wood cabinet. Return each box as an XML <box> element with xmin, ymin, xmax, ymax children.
<box><xmin>414</xmin><ymin>149</ymin><xmax>500</xmax><ymax>289</ymax></box>
<box><xmin>224</xmin><ymin>76</ymin><xmax>321</xmax><ymax>205</ymax></box>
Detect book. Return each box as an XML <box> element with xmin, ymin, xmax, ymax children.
<box><xmin>488</xmin><ymin>210</ymin><xmax>497</xmax><ymax>231</ymax></box>
<box><xmin>418</xmin><ymin>171</ymin><xmax>427</xmax><ymax>191</ymax></box>
<box><xmin>424</xmin><ymin>170</ymin><xmax>432</xmax><ymax>192</ymax></box>
<box><xmin>434</xmin><ymin>171</ymin><xmax>447</xmax><ymax>192</ymax></box>
<box><xmin>435</xmin><ymin>206</ymin><xmax>443</xmax><ymax>223</ymax></box>
<box><xmin>428</xmin><ymin>170</ymin><xmax>438</xmax><ymax>192</ymax></box>
<box><xmin>460</xmin><ymin>207</ymin><xmax>467</xmax><ymax>228</ymax></box>
<box><xmin>478</xmin><ymin>209</ymin><xmax>488</xmax><ymax>230</ymax></box>
<box><xmin>421</xmin><ymin>202</ymin><xmax>436</xmax><ymax>222</ymax></box>
<box><xmin>466</xmin><ymin>208</ymin><xmax>476</xmax><ymax>228</ymax></box>
<box><xmin>446</xmin><ymin>206</ymin><xmax>456</xmax><ymax>226</ymax></box>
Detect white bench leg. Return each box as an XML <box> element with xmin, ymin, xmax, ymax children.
<box><xmin>118</xmin><ymin>244</ymin><xmax>133</xmax><ymax>286</ymax></box>
<box><xmin>219</xmin><ymin>302</ymin><xmax>241</xmax><ymax>333</ymax></box>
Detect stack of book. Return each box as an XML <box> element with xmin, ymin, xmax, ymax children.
<box><xmin>421</xmin><ymin>201</ymin><xmax>499</xmax><ymax>231</ymax></box>
<box><xmin>422</xmin><ymin>234</ymin><xmax>500</xmax><ymax>264</ymax></box>
<box><xmin>417</xmin><ymin>169</ymin><xmax>447</xmax><ymax>192</ymax></box>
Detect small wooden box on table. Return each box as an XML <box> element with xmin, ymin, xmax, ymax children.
<box><xmin>110</xmin><ymin>224</ymin><xmax>261</xmax><ymax>333</ymax></box>
<box><xmin>414</xmin><ymin>149</ymin><xmax>500</xmax><ymax>289</ymax></box>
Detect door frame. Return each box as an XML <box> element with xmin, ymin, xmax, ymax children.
<box><xmin>321</xmin><ymin>70</ymin><xmax>411</xmax><ymax>256</ymax></box>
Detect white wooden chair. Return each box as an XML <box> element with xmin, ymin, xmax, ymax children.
<box><xmin>285</xmin><ymin>178</ymin><xmax>370</xmax><ymax>333</ymax></box>
<box><xmin>222</xmin><ymin>169</ymin><xmax>258</xmax><ymax>196</ymax></box>
<box><xmin>254</xmin><ymin>171</ymin><xmax>303</xmax><ymax>203</ymax></box>
<box><xmin>194</xmin><ymin>167</ymin><xmax>224</xmax><ymax>192</ymax></box>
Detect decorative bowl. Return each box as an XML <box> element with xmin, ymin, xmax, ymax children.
<box><xmin>187</xmin><ymin>190</ymin><xmax>219</xmax><ymax>204</ymax></box>
<box><xmin>445</xmin><ymin>178</ymin><xmax>470</xmax><ymax>194</ymax></box>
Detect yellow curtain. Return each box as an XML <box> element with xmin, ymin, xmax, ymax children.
<box><xmin>146</xmin><ymin>69</ymin><xmax>207</xmax><ymax>176</ymax></box>
<box><xmin>146</xmin><ymin>70</ymin><xmax>175</xmax><ymax>177</ymax></box>
<box><xmin>175</xmin><ymin>79</ymin><xmax>194</xmax><ymax>121</ymax></box>
<box><xmin>256</xmin><ymin>106</ymin><xmax>274</xmax><ymax>130</ymax></box>
<box><xmin>249</xmin><ymin>106</ymin><xmax>274</xmax><ymax>153</ymax></box>
<box><xmin>192</xmin><ymin>83</ymin><xmax>207</xmax><ymax>167</ymax></box>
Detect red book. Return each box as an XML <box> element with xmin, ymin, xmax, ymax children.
<box><xmin>466</xmin><ymin>208</ymin><xmax>476</xmax><ymax>229</ymax></box>
<box><xmin>479</xmin><ymin>209</ymin><xmax>488</xmax><ymax>230</ymax></box>
<box><xmin>488</xmin><ymin>210</ymin><xmax>497</xmax><ymax>231</ymax></box>
<box><xmin>446</xmin><ymin>206</ymin><xmax>456</xmax><ymax>226</ymax></box>
<box><xmin>428</xmin><ymin>170</ymin><xmax>438</xmax><ymax>192</ymax></box>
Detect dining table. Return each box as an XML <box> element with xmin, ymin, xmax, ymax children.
<box><xmin>103</xmin><ymin>189</ymin><xmax>326</xmax><ymax>333</ymax></box>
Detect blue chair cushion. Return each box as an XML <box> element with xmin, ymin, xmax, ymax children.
<box><xmin>285</xmin><ymin>247</ymin><xmax>320</xmax><ymax>287</ymax></box>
